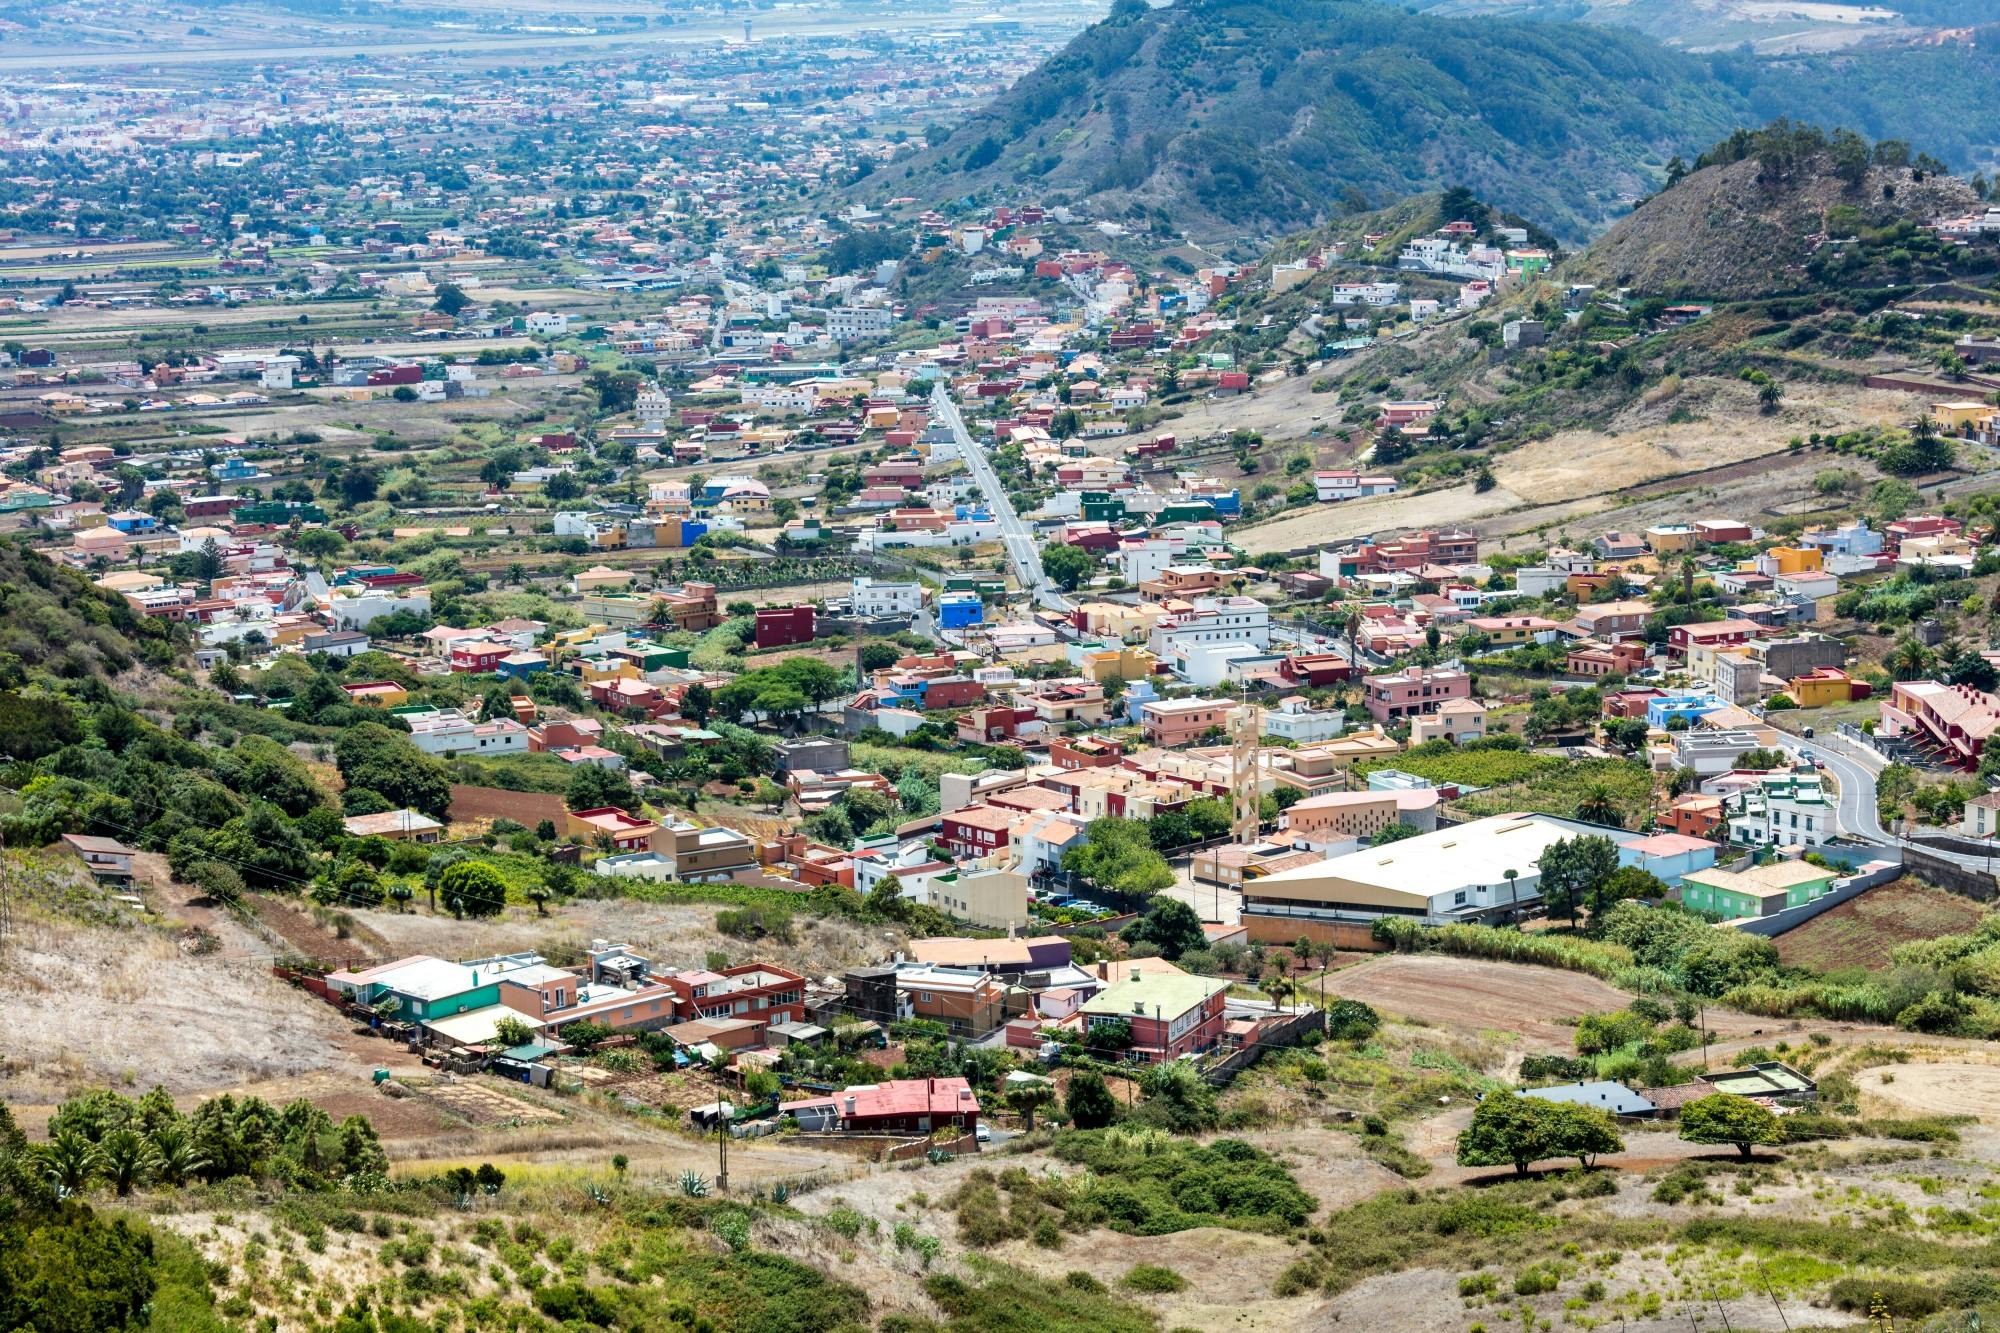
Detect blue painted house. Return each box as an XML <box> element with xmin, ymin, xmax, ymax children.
<box><xmin>1646</xmin><ymin>692</ymin><xmax>1726</xmax><ymax>730</ymax></box>
<box><xmin>938</xmin><ymin>594</ymin><xmax>984</xmax><ymax>630</ymax></box>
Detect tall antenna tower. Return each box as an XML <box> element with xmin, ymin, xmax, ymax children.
<box><xmin>1228</xmin><ymin>700</ymin><xmax>1263</xmax><ymax>844</ymax></box>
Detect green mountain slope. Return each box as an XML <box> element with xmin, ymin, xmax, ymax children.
<box><xmin>890</xmin><ymin>0</ymin><xmax>2000</xmax><ymax>244</ymax></box>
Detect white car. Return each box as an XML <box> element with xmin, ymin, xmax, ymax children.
<box><xmin>974</xmin><ymin>1124</ymin><xmax>992</xmax><ymax>1144</ymax></box>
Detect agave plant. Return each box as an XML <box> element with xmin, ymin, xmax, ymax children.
<box><xmin>770</xmin><ymin>1182</ymin><xmax>790</xmax><ymax>1205</ymax></box>
<box><xmin>679</xmin><ymin>1169</ymin><xmax>708</xmax><ymax>1198</ymax></box>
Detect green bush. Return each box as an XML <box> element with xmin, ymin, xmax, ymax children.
<box><xmin>1828</xmin><ymin>1277</ymin><xmax>1941</xmax><ymax>1319</ymax></box>
<box><xmin>1121</xmin><ymin>1264</ymin><xmax>1189</xmax><ymax>1293</ymax></box>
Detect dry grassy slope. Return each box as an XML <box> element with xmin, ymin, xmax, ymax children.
<box><xmin>1571</xmin><ymin>154</ymin><xmax>1980</xmax><ymax>299</ymax></box>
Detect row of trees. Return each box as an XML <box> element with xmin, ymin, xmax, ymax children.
<box><xmin>1458</xmin><ymin>1090</ymin><xmax>1783</xmax><ymax>1175</ymax></box>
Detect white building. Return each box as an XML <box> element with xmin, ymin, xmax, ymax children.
<box><xmin>1313</xmin><ymin>470</ymin><xmax>1399</xmax><ymax>503</ymax></box>
<box><xmin>405</xmin><ymin>709</ymin><xmax>531</xmax><ymax>758</ymax></box>
<box><xmin>826</xmin><ymin>306</ymin><xmax>895</xmax><ymax>341</ymax></box>
<box><xmin>523</xmin><ymin>311</ymin><xmax>569</xmax><ymax>336</ymax></box>
<box><xmin>635</xmin><ymin>384</ymin><xmax>672</xmax><ymax>427</ymax></box>
<box><xmin>324</xmin><ymin>586</ymin><xmax>432</xmax><ymax>631</ymax></box>
<box><xmin>1263</xmin><ymin>696</ymin><xmax>1347</xmax><ymax>744</ymax></box>
<box><xmin>1147</xmin><ymin>596</ymin><xmax>1271</xmax><ymax>657</ymax></box>
<box><xmin>851</xmin><ymin>576</ymin><xmax>924</xmax><ymax>618</ymax></box>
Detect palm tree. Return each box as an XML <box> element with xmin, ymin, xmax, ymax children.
<box><xmin>1344</xmin><ymin>609</ymin><xmax>1361</xmax><ymax>666</ymax></box>
<box><xmin>526</xmin><ymin>884</ymin><xmax>552</xmax><ymax>917</ymax></box>
<box><xmin>150</xmin><ymin>1126</ymin><xmax>208</xmax><ymax>1188</ymax></box>
<box><xmin>1260</xmin><ymin>972</ymin><xmax>1295</xmax><ymax>1015</ymax></box>
<box><xmin>98</xmin><ymin>1128</ymin><xmax>158</xmax><ymax>1198</ymax></box>
<box><xmin>1889</xmin><ymin>636</ymin><xmax>1935</xmax><ymax>682</ymax></box>
<box><xmin>1502</xmin><ymin>868</ymin><xmax>1520</xmax><ymax>911</ymax></box>
<box><xmin>1005</xmin><ymin>1080</ymin><xmax>1056</xmax><ymax>1132</ymax></box>
<box><xmin>40</xmin><ymin>1128</ymin><xmax>100</xmax><ymax>1197</ymax></box>
<box><xmin>388</xmin><ymin>883</ymin><xmax>414</xmax><ymax>914</ymax></box>
<box><xmin>1575</xmin><ymin>783</ymin><xmax>1620</xmax><ymax>826</ymax></box>
<box><xmin>1911</xmin><ymin>412</ymin><xmax>1940</xmax><ymax>444</ymax></box>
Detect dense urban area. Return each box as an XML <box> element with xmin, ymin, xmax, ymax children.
<box><xmin>18</xmin><ymin>1</ymin><xmax>2000</xmax><ymax>1332</ymax></box>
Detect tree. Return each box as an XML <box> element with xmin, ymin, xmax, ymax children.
<box><xmin>1371</xmin><ymin>821</ymin><xmax>1423</xmax><ymax>846</ymax></box>
<box><xmin>432</xmin><ymin>282</ymin><xmax>470</xmax><ymax>316</ymax></box>
<box><xmin>1005</xmin><ymin>1079</ymin><xmax>1056</xmax><ymax>1132</ymax></box>
<box><xmin>1040</xmin><ymin>541</ymin><xmax>1094</xmax><ymax>592</ymax></box>
<box><xmin>1678</xmin><ymin>1092</ymin><xmax>1782</xmax><ymax>1159</ymax></box>
<box><xmin>0</xmin><ymin>1209</ymin><xmax>157</xmax><ymax>1333</ymax></box>
<box><xmin>493</xmin><ymin>1015</ymin><xmax>534</xmax><ymax>1049</ymax></box>
<box><xmin>1063</xmin><ymin>817</ymin><xmax>1175</xmax><ymax>898</ymax></box>
<box><xmin>544</xmin><ymin>471</ymin><xmax>585</xmax><ymax>502</ymax></box>
<box><xmin>1545</xmin><ymin>1102</ymin><xmax>1624</xmax><ymax>1170</ymax></box>
<box><xmin>291</xmin><ymin>527</ymin><xmax>346</xmax><ymax>566</ymax></box>
<box><xmin>565</xmin><ymin>764</ymin><xmax>638</xmax><ymax>814</ymax></box>
<box><xmin>334</xmin><ymin>723</ymin><xmax>453</xmax><ymax>819</ymax></box>
<box><xmin>1123</xmin><ymin>897</ymin><xmax>1205</xmax><ymax>961</ymax></box>
<box><xmin>1536</xmin><ymin>834</ymin><xmax>1621</xmax><ymax>925</ymax></box>
<box><xmin>437</xmin><ymin>860</ymin><xmax>508</xmax><ymax>919</ymax></box>
<box><xmin>1457</xmin><ymin>1093</ymin><xmax>1621</xmax><ymax>1175</ymax></box>
<box><xmin>1574</xmin><ymin>783</ymin><xmax>1620</xmax><ymax>826</ymax></box>
<box><xmin>1757</xmin><ymin>379</ymin><xmax>1784</xmax><ymax>414</ymax></box>
<box><xmin>586</xmin><ymin>369</ymin><xmax>642</xmax><ymax>414</ymax></box>
<box><xmin>1064</xmin><ymin>1070</ymin><xmax>1118</xmax><ymax>1129</ymax></box>
<box><xmin>38</xmin><ymin>1128</ymin><xmax>101</xmax><ymax>1196</ymax></box>
<box><xmin>95</xmin><ymin>1127</ymin><xmax>155</xmax><ymax>1198</ymax></box>
<box><xmin>1603</xmin><ymin>717</ymin><xmax>1650</xmax><ymax>753</ymax></box>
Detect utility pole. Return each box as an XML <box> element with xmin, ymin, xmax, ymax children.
<box><xmin>716</xmin><ymin>1117</ymin><xmax>729</xmax><ymax>1193</ymax></box>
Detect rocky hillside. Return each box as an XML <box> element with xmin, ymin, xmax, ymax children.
<box><xmin>1570</xmin><ymin>132</ymin><xmax>1983</xmax><ymax>299</ymax></box>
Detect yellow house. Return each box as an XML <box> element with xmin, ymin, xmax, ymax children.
<box><xmin>1075</xmin><ymin>600</ymin><xmax>1167</xmax><ymax>644</ymax></box>
<box><xmin>578</xmin><ymin>658</ymin><xmax>638</xmax><ymax>685</ymax></box>
<box><xmin>1787</xmin><ymin>668</ymin><xmax>1862</xmax><ymax>708</ymax></box>
<box><xmin>1760</xmin><ymin>546</ymin><xmax>1823</xmax><ymax>575</ymax></box>
<box><xmin>1080</xmin><ymin>645</ymin><xmax>1156</xmax><ymax>684</ymax></box>
<box><xmin>1644</xmin><ymin>525</ymin><xmax>1698</xmax><ymax>554</ymax></box>
<box><xmin>1932</xmin><ymin>401</ymin><xmax>1993</xmax><ymax>432</ymax></box>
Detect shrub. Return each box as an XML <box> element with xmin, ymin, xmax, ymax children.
<box><xmin>1828</xmin><ymin>1278</ymin><xmax>1941</xmax><ymax>1319</ymax></box>
<box><xmin>1121</xmin><ymin>1264</ymin><xmax>1189</xmax><ymax>1293</ymax></box>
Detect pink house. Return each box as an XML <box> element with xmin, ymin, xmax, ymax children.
<box><xmin>1139</xmin><ymin>697</ymin><xmax>1234</xmax><ymax>747</ymax></box>
<box><xmin>1362</xmin><ymin>666</ymin><xmax>1472</xmax><ymax>723</ymax></box>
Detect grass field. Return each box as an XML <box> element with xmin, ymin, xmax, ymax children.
<box><xmin>1774</xmin><ymin>876</ymin><xmax>1989</xmax><ymax>971</ymax></box>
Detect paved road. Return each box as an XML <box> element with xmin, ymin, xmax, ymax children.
<box><xmin>928</xmin><ymin>383</ymin><xmax>1071</xmax><ymax>614</ymax></box>
<box><xmin>1780</xmin><ymin>730</ymin><xmax>1999</xmax><ymax>874</ymax></box>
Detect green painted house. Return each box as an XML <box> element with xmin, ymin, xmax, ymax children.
<box><xmin>1678</xmin><ymin>861</ymin><xmax>1837</xmax><ymax>920</ymax></box>
<box><xmin>1080</xmin><ymin>492</ymin><xmax>1127</xmax><ymax>523</ymax></box>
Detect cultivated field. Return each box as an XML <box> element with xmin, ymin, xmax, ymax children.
<box><xmin>1775</xmin><ymin>878</ymin><xmax>1989</xmax><ymax>971</ymax></box>
<box><xmin>1325</xmin><ymin>953</ymin><xmax>1633</xmax><ymax>1050</ymax></box>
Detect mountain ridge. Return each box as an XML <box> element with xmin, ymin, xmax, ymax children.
<box><xmin>881</xmin><ymin>0</ymin><xmax>2000</xmax><ymax>246</ymax></box>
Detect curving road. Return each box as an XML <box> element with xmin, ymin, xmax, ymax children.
<box><xmin>1781</xmin><ymin>730</ymin><xmax>1999</xmax><ymax>873</ymax></box>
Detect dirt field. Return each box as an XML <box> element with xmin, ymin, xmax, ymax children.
<box><xmin>1230</xmin><ymin>375</ymin><xmax>1951</xmax><ymax>555</ymax></box>
<box><xmin>990</xmin><ymin>1225</ymin><xmax>1329</xmax><ymax>1332</ymax></box>
<box><xmin>1775</xmin><ymin>878</ymin><xmax>1989</xmax><ymax>971</ymax></box>
<box><xmin>1325</xmin><ymin>954</ymin><xmax>1633</xmax><ymax>1051</ymax></box>
<box><xmin>1858</xmin><ymin>1061</ymin><xmax>2000</xmax><ymax>1122</ymax></box>
<box><xmin>0</xmin><ymin>911</ymin><xmax>351</xmax><ymax>1106</ymax></box>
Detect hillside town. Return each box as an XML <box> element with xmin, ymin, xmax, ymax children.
<box><xmin>19</xmin><ymin>2</ymin><xmax>2000</xmax><ymax>1331</ymax></box>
